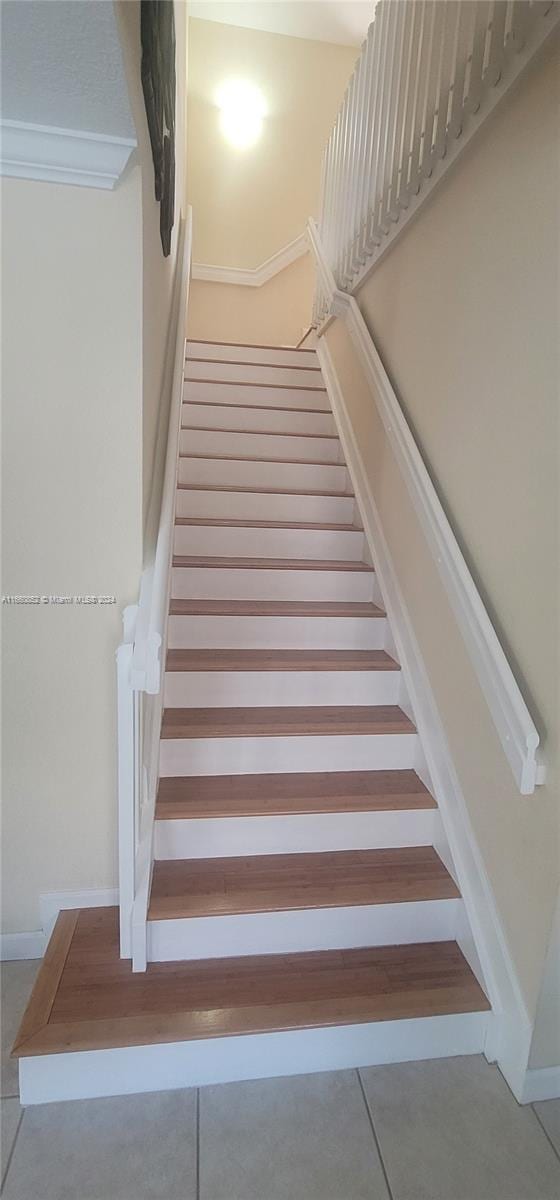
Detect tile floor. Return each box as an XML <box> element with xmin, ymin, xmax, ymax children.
<box><xmin>1</xmin><ymin>959</ymin><xmax>559</xmax><ymax>1200</ymax></box>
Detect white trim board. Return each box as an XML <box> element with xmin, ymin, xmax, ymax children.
<box><xmin>0</xmin><ymin>931</ymin><xmax>46</xmax><ymax>961</ymax></box>
<box><xmin>19</xmin><ymin>1011</ymin><xmax>489</xmax><ymax>1104</ymax></box>
<box><xmin>316</xmin><ymin>335</ymin><xmax>534</xmax><ymax>1103</ymax></box>
<box><xmin>308</xmin><ymin>218</ymin><xmax>544</xmax><ymax>798</ymax></box>
<box><xmin>521</xmin><ymin>1065</ymin><xmax>560</xmax><ymax>1104</ymax></box>
<box><xmin>0</xmin><ymin>119</ymin><xmax>136</xmax><ymax>189</ymax></box>
<box><xmin>1</xmin><ymin>889</ymin><xmax>119</xmax><ymax>960</ymax></box>
<box><xmin>192</xmin><ymin>233</ymin><xmax>308</xmax><ymax>287</ymax></box>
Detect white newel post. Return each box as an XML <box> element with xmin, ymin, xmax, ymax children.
<box><xmin>116</xmin><ymin>603</ymin><xmax>140</xmax><ymax>959</ymax></box>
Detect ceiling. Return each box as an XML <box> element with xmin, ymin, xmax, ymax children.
<box><xmin>1</xmin><ymin>0</ymin><xmax>134</xmax><ymax>138</ymax></box>
<box><xmin>188</xmin><ymin>1</ymin><xmax>375</xmax><ymax>47</ymax></box>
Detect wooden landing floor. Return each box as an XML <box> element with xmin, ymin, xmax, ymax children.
<box><xmin>13</xmin><ymin>908</ymin><xmax>489</xmax><ymax>1059</ymax></box>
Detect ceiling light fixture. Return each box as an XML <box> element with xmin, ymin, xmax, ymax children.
<box><xmin>216</xmin><ymin>79</ymin><xmax>267</xmax><ymax>150</ymax></box>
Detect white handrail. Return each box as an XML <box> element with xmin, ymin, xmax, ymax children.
<box><xmin>308</xmin><ymin>217</ymin><xmax>545</xmax><ymax>796</ymax></box>
<box><xmin>117</xmin><ymin>207</ymin><xmax>193</xmax><ymax>965</ymax></box>
<box><xmin>314</xmin><ymin>0</ymin><xmax>559</xmax><ymax>314</ymax></box>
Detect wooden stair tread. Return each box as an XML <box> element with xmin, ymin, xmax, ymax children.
<box><xmin>156</xmin><ymin>770</ymin><xmax>435</xmax><ymax>820</ymax></box>
<box><xmin>184</xmin><ymin>377</ymin><xmax>327</xmax><ymax>393</ymax></box>
<box><xmin>176</xmin><ymin>483</ymin><xmax>353</xmax><ymax>497</ymax></box>
<box><xmin>169</xmin><ymin>600</ymin><xmax>382</xmax><ymax>617</ymax></box>
<box><xmin>179</xmin><ymin>452</ymin><xmax>342</xmax><ymax>466</ymax></box>
<box><xmin>182</xmin><ymin>425</ymin><xmax>338</xmax><ymax>440</ymax></box>
<box><xmin>148</xmin><ymin>847</ymin><xmax>459</xmax><ymax>921</ymax></box>
<box><xmin>12</xmin><ymin>908</ymin><xmax>488</xmax><ymax>1057</ymax></box>
<box><xmin>165</xmin><ymin>650</ymin><xmax>398</xmax><ymax>672</ymax></box>
<box><xmin>161</xmin><ymin>705</ymin><xmax>415</xmax><ymax>739</ymax></box>
<box><xmin>175</xmin><ymin>517</ymin><xmax>361</xmax><ymax>532</ymax></box>
<box><xmin>172</xmin><ymin>556</ymin><xmax>373</xmax><ymax>572</ymax></box>
<box><xmin>187</xmin><ymin>338</ymin><xmax>318</xmax><ymax>353</ymax></box>
<box><xmin>183</xmin><ymin>401</ymin><xmax>332</xmax><ymax>415</ymax></box>
<box><xmin>187</xmin><ymin>357</ymin><xmax>322</xmax><ymax>372</ymax></box>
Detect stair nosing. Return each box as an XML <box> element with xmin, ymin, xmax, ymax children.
<box><xmin>181</xmin><ymin>425</ymin><xmax>338</xmax><ymax>440</ymax></box>
<box><xmin>171</xmin><ymin>556</ymin><xmax>373</xmax><ymax>571</ymax></box>
<box><xmin>179</xmin><ymin>452</ymin><xmax>344</xmax><ymax>467</ymax></box>
<box><xmin>174</xmin><ymin>518</ymin><xmax>362</xmax><ymax>532</ymax></box>
<box><xmin>165</xmin><ymin>649</ymin><xmax>398</xmax><ymax>672</ymax></box>
<box><xmin>184</xmin><ymin>376</ymin><xmax>327</xmax><ymax>393</ymax></box>
<box><xmin>160</xmin><ymin>704</ymin><xmax>416</xmax><ymax>740</ymax></box>
<box><xmin>182</xmin><ymin>400</ymin><xmax>332</xmax><ymax>415</ymax></box>
<box><xmin>176</xmin><ymin>483</ymin><xmax>354</xmax><ymax>498</ymax></box>
<box><xmin>187</xmin><ymin>356</ymin><xmax>322</xmax><ymax>373</ymax></box>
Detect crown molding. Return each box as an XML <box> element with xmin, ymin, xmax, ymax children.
<box><xmin>0</xmin><ymin>119</ymin><xmax>136</xmax><ymax>190</ymax></box>
<box><xmin>192</xmin><ymin>232</ymin><xmax>308</xmax><ymax>287</ymax></box>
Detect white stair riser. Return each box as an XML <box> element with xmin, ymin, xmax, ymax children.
<box><xmin>173</xmin><ymin>525</ymin><xmax>364</xmax><ymax>561</ymax></box>
<box><xmin>178</xmin><ymin>456</ymin><xmax>349</xmax><ymax>493</ymax></box>
<box><xmin>180</xmin><ymin>429</ymin><xmax>342</xmax><ymax>464</ymax></box>
<box><xmin>182</xmin><ymin>402</ymin><xmax>335</xmax><ymax>437</ymax></box>
<box><xmin>186</xmin><ymin>358</ymin><xmax>324</xmax><ymax>388</ymax></box>
<box><xmin>167</xmin><ymin>615</ymin><xmax>385</xmax><ymax>649</ymax></box>
<box><xmin>154</xmin><ymin>808</ymin><xmax>436</xmax><ymax>859</ymax></box>
<box><xmin>163</xmin><ymin>669</ymin><xmax>400</xmax><ymax>708</ymax></box>
<box><xmin>148</xmin><ymin>898</ymin><xmax>460</xmax><ymax>961</ymax></box>
<box><xmin>187</xmin><ymin>341</ymin><xmax>319</xmax><ymax>369</ymax></box>
<box><xmin>159</xmin><ymin>732</ymin><xmax>418</xmax><ymax>777</ymax></box>
<box><xmin>174</xmin><ymin>489</ymin><xmax>357</xmax><ymax>525</ymax></box>
<box><xmin>19</xmin><ymin>1012</ymin><xmax>488</xmax><ymax>1104</ymax></box>
<box><xmin>171</xmin><ymin>566</ymin><xmax>374</xmax><ymax>602</ymax></box>
<box><xmin>183</xmin><ymin>380</ymin><xmax>328</xmax><ymax>410</ymax></box>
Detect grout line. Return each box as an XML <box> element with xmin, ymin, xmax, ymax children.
<box><xmin>531</xmin><ymin>1103</ymin><xmax>560</xmax><ymax>1165</ymax></box>
<box><xmin>196</xmin><ymin>1086</ymin><xmax>201</xmax><ymax>1200</ymax></box>
<box><xmin>1</xmin><ymin>1104</ymin><xmax>24</xmax><ymax>1192</ymax></box>
<box><xmin>356</xmin><ymin>1068</ymin><xmax>395</xmax><ymax>1200</ymax></box>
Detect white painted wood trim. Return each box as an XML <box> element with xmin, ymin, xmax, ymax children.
<box><xmin>19</xmin><ymin>1011</ymin><xmax>488</xmax><ymax>1104</ymax></box>
<box><xmin>0</xmin><ymin>931</ymin><xmax>46</xmax><ymax>961</ymax></box>
<box><xmin>317</xmin><ymin>334</ymin><xmax>534</xmax><ymax>1103</ymax></box>
<box><xmin>0</xmin><ymin>119</ymin><xmax>136</xmax><ymax>189</ymax></box>
<box><xmin>520</xmin><ymin>1065</ymin><xmax>560</xmax><ymax>1103</ymax></box>
<box><xmin>39</xmin><ymin>889</ymin><xmax>119</xmax><ymax>940</ymax></box>
<box><xmin>192</xmin><ymin>233</ymin><xmax>308</xmax><ymax>287</ymax></box>
<box><xmin>309</xmin><ymin>220</ymin><xmax>544</xmax><ymax>796</ymax></box>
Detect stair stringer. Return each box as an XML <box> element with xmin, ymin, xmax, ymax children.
<box><xmin>316</xmin><ymin>333</ymin><xmax>533</xmax><ymax>1103</ymax></box>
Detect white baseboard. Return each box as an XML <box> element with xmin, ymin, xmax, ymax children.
<box><xmin>2</xmin><ymin>889</ymin><xmax>119</xmax><ymax>960</ymax></box>
<box><xmin>521</xmin><ymin>1065</ymin><xmax>560</xmax><ymax>1103</ymax></box>
<box><xmin>19</xmin><ymin>1010</ymin><xmax>488</xmax><ymax>1104</ymax></box>
<box><xmin>39</xmin><ymin>888</ymin><xmax>118</xmax><ymax>940</ymax></box>
<box><xmin>317</xmin><ymin>335</ymin><xmax>534</xmax><ymax>1103</ymax></box>
<box><xmin>0</xmin><ymin>930</ymin><xmax>46</xmax><ymax>961</ymax></box>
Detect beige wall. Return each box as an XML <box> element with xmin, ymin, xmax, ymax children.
<box><xmin>323</xmin><ymin>46</ymin><xmax>559</xmax><ymax>1024</ymax></box>
<box><xmin>1</xmin><ymin>2</ymin><xmax>189</xmax><ymax>936</ymax></box>
<box><xmin>186</xmin><ymin>17</ymin><xmax>355</xmax><ymax>344</ymax></box>
<box><xmin>117</xmin><ymin>1</ymin><xmax>189</xmax><ymax>550</ymax></box>
<box><xmin>188</xmin><ymin>252</ymin><xmax>315</xmax><ymax>345</ymax></box>
<box><xmin>1</xmin><ymin>172</ymin><xmax>144</xmax><ymax>934</ymax></box>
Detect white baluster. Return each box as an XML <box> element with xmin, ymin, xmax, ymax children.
<box><xmin>365</xmin><ymin>0</ymin><xmax>394</xmax><ymax>251</ymax></box>
<box><xmin>349</xmin><ymin>22</ymin><xmax>376</xmax><ymax>276</ymax></box>
<box><xmin>380</xmin><ymin>0</ymin><xmax>409</xmax><ymax>234</ymax></box>
<box><xmin>359</xmin><ymin>3</ymin><xmax>386</xmax><ymax>260</ymax></box>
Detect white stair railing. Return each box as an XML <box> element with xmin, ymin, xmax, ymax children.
<box><xmin>314</xmin><ymin>0</ymin><xmax>559</xmax><ymax>324</ymax></box>
<box><xmin>117</xmin><ymin>207</ymin><xmax>192</xmax><ymax>970</ymax></box>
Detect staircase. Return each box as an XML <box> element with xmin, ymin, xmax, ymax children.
<box><xmin>13</xmin><ymin>337</ymin><xmax>490</xmax><ymax>1103</ymax></box>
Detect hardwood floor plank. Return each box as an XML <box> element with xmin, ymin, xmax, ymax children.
<box><xmin>155</xmin><ymin>770</ymin><xmax>435</xmax><ymax>820</ymax></box>
<box><xmin>12</xmin><ymin>911</ymin><xmax>79</xmax><ymax>1052</ymax></box>
<box><xmin>169</xmin><ymin>601</ymin><xmax>383</xmax><ymax>617</ymax></box>
<box><xmin>160</xmin><ymin>705</ymin><xmax>415</xmax><ymax>739</ymax></box>
<box><xmin>13</xmin><ymin>909</ymin><xmax>487</xmax><ymax>1058</ymax></box>
<box><xmin>148</xmin><ymin>846</ymin><xmax>459</xmax><ymax>920</ymax></box>
<box><xmin>172</xmin><ymin>556</ymin><xmax>372</xmax><ymax>571</ymax></box>
<box><xmin>165</xmin><ymin>650</ymin><xmax>398</xmax><ymax>673</ymax></box>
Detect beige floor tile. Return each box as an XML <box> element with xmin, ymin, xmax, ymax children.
<box><xmin>360</xmin><ymin>1055</ymin><xmax>560</xmax><ymax>1200</ymax></box>
<box><xmin>1</xmin><ymin>1089</ymin><xmax>197</xmax><ymax>1200</ymax></box>
<box><xmin>199</xmin><ymin>1069</ymin><xmax>389</xmax><ymax>1200</ymax></box>
<box><xmin>0</xmin><ymin>961</ymin><xmax>40</xmax><ymax>1098</ymax></box>
<box><xmin>534</xmin><ymin>1098</ymin><xmax>560</xmax><ymax>1158</ymax></box>
<box><xmin>1</xmin><ymin>1097</ymin><xmax>22</xmax><ymax>1188</ymax></box>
